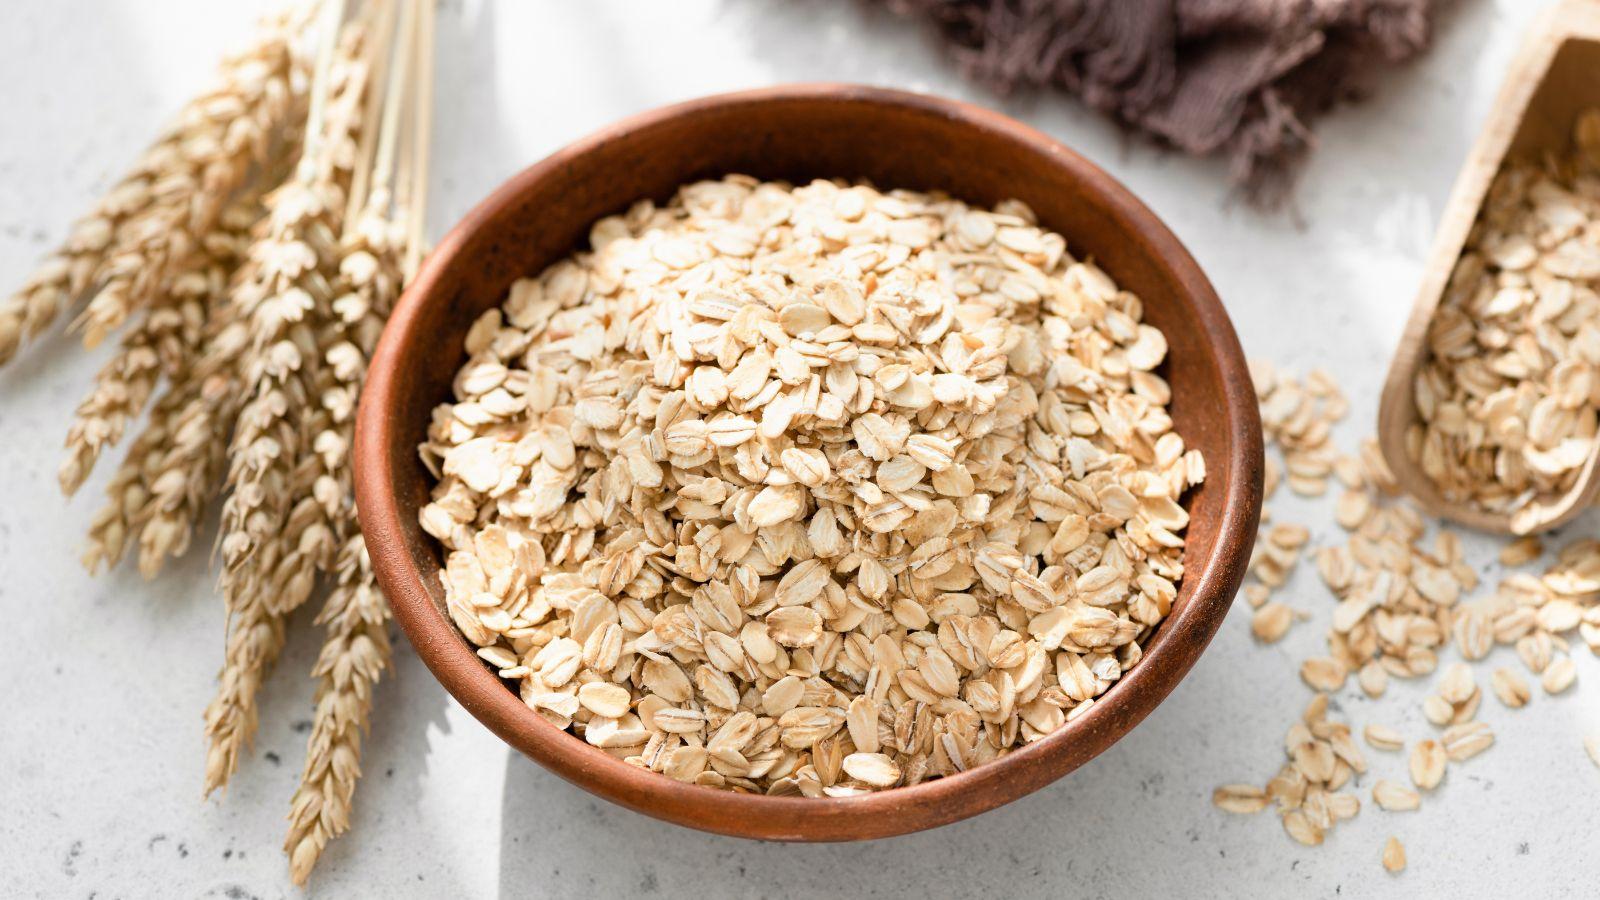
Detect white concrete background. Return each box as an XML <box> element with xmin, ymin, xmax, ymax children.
<box><xmin>2</xmin><ymin>0</ymin><xmax>1596</xmax><ymax>897</ymax></box>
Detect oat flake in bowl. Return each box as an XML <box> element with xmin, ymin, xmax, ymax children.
<box><xmin>417</xmin><ymin>175</ymin><xmax>1203</xmax><ymax>796</ymax></box>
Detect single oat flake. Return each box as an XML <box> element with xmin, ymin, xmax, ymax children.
<box><xmin>1382</xmin><ymin>836</ymin><xmax>1407</xmax><ymax>874</ymax></box>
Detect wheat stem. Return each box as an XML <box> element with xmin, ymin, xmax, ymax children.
<box><xmin>203</xmin><ymin>550</ymin><xmax>290</xmax><ymax>796</ymax></box>
<box><xmin>79</xmin><ymin>267</ymin><xmax>253</xmax><ymax>575</ymax></box>
<box><xmin>31</xmin><ymin>4</ymin><xmax>432</xmax><ymax>884</ymax></box>
<box><xmin>404</xmin><ymin>0</ymin><xmax>434</xmax><ymax>280</ymax></box>
<box><xmin>345</xmin><ymin>0</ymin><xmax>400</xmax><ymax>222</ymax></box>
<box><xmin>278</xmin><ymin>209</ymin><xmax>401</xmax><ymax>880</ymax></box>
<box><xmin>299</xmin><ymin>0</ymin><xmax>349</xmax><ymax>182</ymax></box>
<box><xmin>371</xmin><ymin>0</ymin><xmax>418</xmax><ymax>212</ymax></box>
<box><xmin>138</xmin><ymin>373</ymin><xmax>242</xmax><ymax>577</ymax></box>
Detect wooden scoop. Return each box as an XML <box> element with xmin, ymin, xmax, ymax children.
<box><xmin>1377</xmin><ymin>0</ymin><xmax>1600</xmax><ymax>535</ymax></box>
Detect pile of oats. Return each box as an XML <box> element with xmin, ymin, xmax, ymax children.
<box><xmin>1220</xmin><ymin>360</ymin><xmax>1600</xmax><ymax>873</ymax></box>
<box><xmin>1211</xmin><ymin>694</ymin><xmax>1365</xmax><ymax>846</ymax></box>
<box><xmin>1255</xmin><ymin>361</ymin><xmax>1352</xmax><ymax>500</ymax></box>
<box><xmin>1408</xmin><ymin>111</ymin><xmax>1600</xmax><ymax>533</ymax></box>
<box><xmin>418</xmin><ymin>176</ymin><xmax>1203</xmax><ymax>795</ymax></box>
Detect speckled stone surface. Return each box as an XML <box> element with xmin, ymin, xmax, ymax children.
<box><xmin>1</xmin><ymin>1</ymin><xmax>1595</xmax><ymax>897</ymax></box>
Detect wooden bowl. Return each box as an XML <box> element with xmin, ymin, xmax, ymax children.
<box><xmin>355</xmin><ymin>84</ymin><xmax>1262</xmax><ymax>841</ymax></box>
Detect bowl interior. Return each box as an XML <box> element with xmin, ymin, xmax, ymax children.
<box><xmin>359</xmin><ymin>85</ymin><xmax>1261</xmax><ymax>841</ymax></box>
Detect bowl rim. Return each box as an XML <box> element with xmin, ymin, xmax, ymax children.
<box><xmin>356</xmin><ymin>82</ymin><xmax>1262</xmax><ymax>841</ymax></box>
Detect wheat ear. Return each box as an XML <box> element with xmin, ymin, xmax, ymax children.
<box><xmin>205</xmin><ymin>4</ymin><xmax>376</xmax><ymax>797</ymax></box>
<box><xmin>59</xmin><ymin>200</ymin><xmax>258</xmax><ymax>496</ymax></box>
<box><xmin>284</xmin><ymin>535</ymin><xmax>391</xmax><ymax>885</ymax></box>
<box><xmin>202</xmin><ymin>184</ymin><xmax>341</xmax><ymax>794</ymax></box>
<box><xmin>0</xmin><ymin>182</ymin><xmax>137</xmax><ymax>365</ymax></box>
<box><xmin>74</xmin><ymin>11</ymin><xmax>312</xmax><ymax>347</ymax></box>
<box><xmin>1</xmin><ymin>11</ymin><xmax>310</xmax><ymax>366</ymax></box>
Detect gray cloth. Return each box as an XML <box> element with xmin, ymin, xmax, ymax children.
<box><xmin>873</xmin><ymin>0</ymin><xmax>1442</xmax><ymax>204</ymax></box>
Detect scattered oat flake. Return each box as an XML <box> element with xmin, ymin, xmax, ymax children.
<box><xmin>1372</xmin><ymin>779</ymin><xmax>1421</xmax><ymax>812</ymax></box>
<box><xmin>1442</xmin><ymin>721</ymin><xmax>1494</xmax><ymax>762</ymax></box>
<box><xmin>1221</xmin><ymin>356</ymin><xmax>1600</xmax><ymax>864</ymax></box>
<box><xmin>1243</xmin><ymin>583</ymin><xmax>1271</xmax><ymax>608</ymax></box>
<box><xmin>1499</xmin><ymin>535</ymin><xmax>1542</xmax><ymax>566</ymax></box>
<box><xmin>1283</xmin><ymin>809</ymin><xmax>1324</xmax><ymax>846</ymax></box>
<box><xmin>1364</xmin><ymin>724</ymin><xmax>1404</xmax><ymax>752</ymax></box>
<box><xmin>1422</xmin><ymin>694</ymin><xmax>1454</xmax><ymax>727</ymax></box>
<box><xmin>1357</xmin><ymin>661</ymin><xmax>1388</xmax><ymax>698</ymax></box>
<box><xmin>1300</xmin><ymin>657</ymin><xmax>1348</xmax><ymax>693</ymax></box>
<box><xmin>1382</xmin><ymin>836</ymin><xmax>1406</xmax><ymax>874</ymax></box>
<box><xmin>1409</xmin><ymin>740</ymin><xmax>1447</xmax><ymax>790</ymax></box>
<box><xmin>1252</xmin><ymin>603</ymin><xmax>1294</xmax><ymax>643</ymax></box>
<box><xmin>1437</xmin><ymin>663</ymin><xmax>1474</xmax><ymax>705</ymax></box>
<box><xmin>1212</xmin><ymin>784</ymin><xmax>1269</xmax><ymax>814</ymax></box>
<box><xmin>1491</xmin><ymin>667</ymin><xmax>1531</xmax><ymax>708</ymax></box>
<box><xmin>1542</xmin><ymin>657</ymin><xmax>1577</xmax><ymax>694</ymax></box>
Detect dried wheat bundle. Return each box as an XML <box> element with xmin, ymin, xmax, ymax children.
<box><xmin>5</xmin><ymin>0</ymin><xmax>434</xmax><ymax>885</ymax></box>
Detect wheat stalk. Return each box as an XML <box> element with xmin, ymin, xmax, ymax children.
<box><xmin>81</xmin><ymin>431</ymin><xmax>152</xmax><ymax>574</ymax></box>
<box><xmin>264</xmin><ymin>211</ymin><xmax>399</xmax><ymax>609</ymax></box>
<box><xmin>134</xmin><ymin>378</ymin><xmax>242</xmax><ymax>577</ymax></box>
<box><xmin>0</xmin><ymin>182</ymin><xmax>137</xmax><ymax>365</ymax></box>
<box><xmin>59</xmin><ymin>329</ymin><xmax>170</xmax><ymax>496</ymax></box>
<box><xmin>1</xmin><ymin>10</ymin><xmax>310</xmax><ymax>367</ymax></box>
<box><xmin>202</xmin><ymin>181</ymin><xmax>340</xmax><ymax>794</ymax></box>
<box><xmin>280</xmin><ymin>211</ymin><xmax>402</xmax><ymax>882</ymax></box>
<box><xmin>75</xmin><ymin>183</ymin><xmax>265</xmax><ymax>571</ymax></box>
<box><xmin>205</xmin><ymin>5</ymin><xmax>379</xmax><ymax>798</ymax></box>
<box><xmin>281</xmin><ymin>1</ymin><xmax>428</xmax><ymax>881</ymax></box>
<box><xmin>203</xmin><ymin>549</ymin><xmax>290</xmax><ymax>795</ymax></box>
<box><xmin>280</xmin><ymin>1</ymin><xmax>425</xmax><ymax>879</ymax></box>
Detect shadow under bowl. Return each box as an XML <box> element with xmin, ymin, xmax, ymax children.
<box><xmin>355</xmin><ymin>84</ymin><xmax>1263</xmax><ymax>842</ymax></box>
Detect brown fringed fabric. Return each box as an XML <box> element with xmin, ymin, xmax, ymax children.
<box><xmin>873</xmin><ymin>0</ymin><xmax>1443</xmax><ymax>204</ymax></box>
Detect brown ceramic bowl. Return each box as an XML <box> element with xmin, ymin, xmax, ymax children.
<box><xmin>356</xmin><ymin>84</ymin><xmax>1262</xmax><ymax>841</ymax></box>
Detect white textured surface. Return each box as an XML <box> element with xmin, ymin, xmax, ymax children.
<box><xmin>2</xmin><ymin>1</ymin><xmax>1596</xmax><ymax>897</ymax></box>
